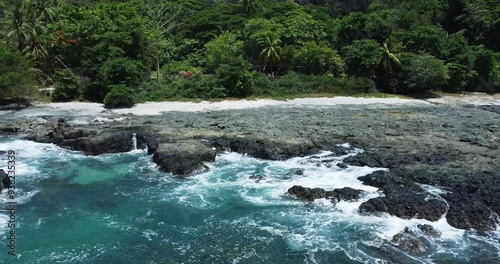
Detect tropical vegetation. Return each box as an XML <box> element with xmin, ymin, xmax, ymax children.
<box><xmin>0</xmin><ymin>0</ymin><xmax>498</xmax><ymax>106</ymax></box>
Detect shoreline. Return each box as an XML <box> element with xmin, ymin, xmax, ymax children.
<box><xmin>17</xmin><ymin>93</ymin><xmax>500</xmax><ymax>117</ymax></box>
<box><xmin>1</xmin><ymin>93</ymin><xmax>499</xmax><ymax>118</ymax></box>
<box><xmin>1</xmin><ymin>95</ymin><xmax>500</xmax><ymax>234</ymax></box>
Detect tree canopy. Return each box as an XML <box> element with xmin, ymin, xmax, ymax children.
<box><xmin>0</xmin><ymin>0</ymin><xmax>498</xmax><ymax>104</ymax></box>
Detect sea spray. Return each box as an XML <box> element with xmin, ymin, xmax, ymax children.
<box><xmin>132</xmin><ymin>133</ymin><xmax>137</xmax><ymax>151</ymax></box>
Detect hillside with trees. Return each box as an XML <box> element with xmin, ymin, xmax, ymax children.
<box><xmin>0</xmin><ymin>0</ymin><xmax>499</xmax><ymax>107</ymax></box>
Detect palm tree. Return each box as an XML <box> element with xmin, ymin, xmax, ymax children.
<box><xmin>377</xmin><ymin>37</ymin><xmax>402</xmax><ymax>91</ymax></box>
<box><xmin>259</xmin><ymin>35</ymin><xmax>282</xmax><ymax>73</ymax></box>
<box><xmin>240</xmin><ymin>0</ymin><xmax>257</xmax><ymax>15</ymax></box>
<box><xmin>378</xmin><ymin>37</ymin><xmax>401</xmax><ymax>72</ymax></box>
<box><xmin>4</xmin><ymin>2</ymin><xmax>48</xmax><ymax>60</ymax></box>
<box><xmin>5</xmin><ymin>3</ymin><xmax>30</xmax><ymax>52</ymax></box>
<box><xmin>26</xmin><ymin>0</ymin><xmax>57</xmax><ymax>25</ymax></box>
<box><xmin>23</xmin><ymin>35</ymin><xmax>48</xmax><ymax>60</ymax></box>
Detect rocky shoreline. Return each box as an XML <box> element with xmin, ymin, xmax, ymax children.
<box><xmin>1</xmin><ymin>100</ymin><xmax>499</xmax><ymax>242</ymax></box>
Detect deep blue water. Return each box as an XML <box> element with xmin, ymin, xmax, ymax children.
<box><xmin>0</xmin><ymin>137</ymin><xmax>499</xmax><ymax>264</ymax></box>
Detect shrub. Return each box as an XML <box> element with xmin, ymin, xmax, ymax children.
<box><xmin>253</xmin><ymin>72</ymin><xmax>374</xmax><ymax>97</ymax></box>
<box><xmin>0</xmin><ymin>42</ymin><xmax>35</xmax><ymax>99</ymax></box>
<box><xmin>53</xmin><ymin>69</ymin><xmax>81</xmax><ymax>102</ymax></box>
<box><xmin>204</xmin><ymin>32</ymin><xmax>244</xmax><ymax>72</ymax></box>
<box><xmin>390</xmin><ymin>53</ymin><xmax>449</xmax><ymax>94</ymax></box>
<box><xmin>136</xmin><ymin>75</ymin><xmax>225</xmax><ymax>101</ymax></box>
<box><xmin>470</xmin><ymin>47</ymin><xmax>499</xmax><ymax>93</ymax></box>
<box><xmin>99</xmin><ymin>58</ymin><xmax>149</xmax><ymax>89</ymax></box>
<box><xmin>215</xmin><ymin>59</ymin><xmax>254</xmax><ymax>97</ymax></box>
<box><xmin>292</xmin><ymin>42</ymin><xmax>345</xmax><ymax>76</ymax></box>
<box><xmin>342</xmin><ymin>39</ymin><xmax>382</xmax><ymax>79</ymax></box>
<box><xmin>161</xmin><ymin>61</ymin><xmax>202</xmax><ymax>76</ymax></box>
<box><xmin>445</xmin><ymin>63</ymin><xmax>477</xmax><ymax>93</ymax></box>
<box><xmin>103</xmin><ymin>84</ymin><xmax>136</xmax><ymax>108</ymax></box>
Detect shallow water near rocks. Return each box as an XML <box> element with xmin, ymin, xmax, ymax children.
<box><xmin>0</xmin><ymin>138</ymin><xmax>499</xmax><ymax>263</ymax></box>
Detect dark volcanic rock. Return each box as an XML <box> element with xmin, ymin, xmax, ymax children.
<box><xmin>290</xmin><ymin>168</ymin><xmax>305</xmax><ymax>175</ymax></box>
<box><xmin>0</xmin><ymin>98</ymin><xmax>31</xmax><ymax>110</ymax></box>
<box><xmin>3</xmin><ymin>97</ymin><xmax>500</xmax><ymax>233</ymax></box>
<box><xmin>336</xmin><ymin>162</ymin><xmax>348</xmax><ymax>169</ymax></box>
<box><xmin>249</xmin><ymin>175</ymin><xmax>265</xmax><ymax>182</ymax></box>
<box><xmin>287</xmin><ymin>185</ymin><xmax>327</xmax><ymax>201</ymax></box>
<box><xmin>153</xmin><ymin>140</ymin><xmax>216</xmax><ymax>176</ymax></box>
<box><xmin>27</xmin><ymin>118</ymin><xmax>57</xmax><ymax>143</ymax></box>
<box><xmin>327</xmin><ymin>187</ymin><xmax>363</xmax><ymax>202</ymax></box>
<box><xmin>471</xmin><ymin>104</ymin><xmax>500</xmax><ymax>114</ymax></box>
<box><xmin>357</xmin><ymin>170</ymin><xmax>412</xmax><ymax>188</ymax></box>
<box><xmin>343</xmin><ymin>153</ymin><xmax>381</xmax><ymax>167</ymax></box>
<box><xmin>212</xmin><ymin>136</ymin><xmax>317</xmax><ymax>160</ymax></box>
<box><xmin>444</xmin><ymin>191</ymin><xmax>498</xmax><ymax>231</ymax></box>
<box><xmin>0</xmin><ymin>169</ymin><xmax>12</xmax><ymax>192</ymax></box>
<box><xmin>417</xmin><ymin>224</ymin><xmax>441</xmax><ymax>238</ymax></box>
<box><xmin>392</xmin><ymin>228</ymin><xmax>428</xmax><ymax>255</ymax></box>
<box><xmin>59</xmin><ymin>132</ymin><xmax>135</xmax><ymax>155</ymax></box>
<box><xmin>359</xmin><ymin>185</ymin><xmax>447</xmax><ymax>221</ymax></box>
<box><xmin>87</xmin><ymin>132</ymin><xmax>135</xmax><ymax>155</ymax></box>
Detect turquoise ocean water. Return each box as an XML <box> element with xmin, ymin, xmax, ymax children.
<box><xmin>0</xmin><ymin>137</ymin><xmax>499</xmax><ymax>264</ymax></box>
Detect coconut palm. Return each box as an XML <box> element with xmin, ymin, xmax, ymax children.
<box><xmin>240</xmin><ymin>0</ymin><xmax>257</xmax><ymax>15</ymax></box>
<box><xmin>377</xmin><ymin>37</ymin><xmax>402</xmax><ymax>91</ymax></box>
<box><xmin>5</xmin><ymin>3</ymin><xmax>31</xmax><ymax>52</ymax></box>
<box><xmin>26</xmin><ymin>0</ymin><xmax>57</xmax><ymax>24</ymax></box>
<box><xmin>4</xmin><ymin>2</ymin><xmax>48</xmax><ymax>60</ymax></box>
<box><xmin>378</xmin><ymin>37</ymin><xmax>401</xmax><ymax>72</ymax></box>
<box><xmin>259</xmin><ymin>35</ymin><xmax>282</xmax><ymax>73</ymax></box>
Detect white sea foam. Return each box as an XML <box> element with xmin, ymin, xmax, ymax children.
<box><xmin>162</xmin><ymin>148</ymin><xmax>500</xmax><ymax>262</ymax></box>
<box><xmin>0</xmin><ymin>214</ymin><xmax>8</xmax><ymax>232</ymax></box>
<box><xmin>0</xmin><ymin>189</ymin><xmax>39</xmax><ymax>204</ymax></box>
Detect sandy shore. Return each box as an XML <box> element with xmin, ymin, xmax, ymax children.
<box><xmin>27</xmin><ymin>94</ymin><xmax>497</xmax><ymax>116</ymax></box>
<box><xmin>42</xmin><ymin>97</ymin><xmax>429</xmax><ymax>116</ymax></box>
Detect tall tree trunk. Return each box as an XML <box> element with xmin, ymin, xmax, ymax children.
<box><xmin>156</xmin><ymin>52</ymin><xmax>160</xmax><ymax>84</ymax></box>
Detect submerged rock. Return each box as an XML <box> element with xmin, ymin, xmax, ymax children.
<box><xmin>249</xmin><ymin>175</ymin><xmax>265</xmax><ymax>183</ymax></box>
<box><xmin>336</xmin><ymin>163</ymin><xmax>348</xmax><ymax>169</ymax></box>
<box><xmin>392</xmin><ymin>228</ymin><xmax>428</xmax><ymax>255</ymax></box>
<box><xmin>290</xmin><ymin>168</ymin><xmax>304</xmax><ymax>175</ymax></box>
<box><xmin>417</xmin><ymin>224</ymin><xmax>441</xmax><ymax>238</ymax></box>
<box><xmin>327</xmin><ymin>187</ymin><xmax>363</xmax><ymax>202</ymax></box>
<box><xmin>153</xmin><ymin>140</ymin><xmax>216</xmax><ymax>176</ymax></box>
<box><xmin>287</xmin><ymin>185</ymin><xmax>327</xmax><ymax>201</ymax></box>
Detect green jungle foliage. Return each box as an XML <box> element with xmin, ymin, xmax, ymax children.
<box><xmin>1</xmin><ymin>0</ymin><xmax>498</xmax><ymax>106</ymax></box>
<box><xmin>52</xmin><ymin>69</ymin><xmax>81</xmax><ymax>101</ymax></box>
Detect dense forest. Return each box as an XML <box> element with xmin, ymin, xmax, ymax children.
<box><xmin>0</xmin><ymin>0</ymin><xmax>499</xmax><ymax>107</ymax></box>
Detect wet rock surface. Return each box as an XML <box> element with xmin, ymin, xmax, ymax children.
<box><xmin>288</xmin><ymin>185</ymin><xmax>364</xmax><ymax>203</ymax></box>
<box><xmin>287</xmin><ymin>185</ymin><xmax>327</xmax><ymax>201</ymax></box>
<box><xmin>392</xmin><ymin>228</ymin><xmax>428</xmax><ymax>255</ymax></box>
<box><xmin>1</xmin><ymin>101</ymin><xmax>500</xmax><ymax>231</ymax></box>
<box><xmin>417</xmin><ymin>224</ymin><xmax>441</xmax><ymax>238</ymax></box>
<box><xmin>249</xmin><ymin>175</ymin><xmax>266</xmax><ymax>182</ymax></box>
<box><xmin>327</xmin><ymin>187</ymin><xmax>363</xmax><ymax>202</ymax></box>
<box><xmin>0</xmin><ymin>169</ymin><xmax>12</xmax><ymax>192</ymax></box>
<box><xmin>359</xmin><ymin>184</ymin><xmax>448</xmax><ymax>221</ymax></box>
<box><xmin>153</xmin><ymin>140</ymin><xmax>216</xmax><ymax>176</ymax></box>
